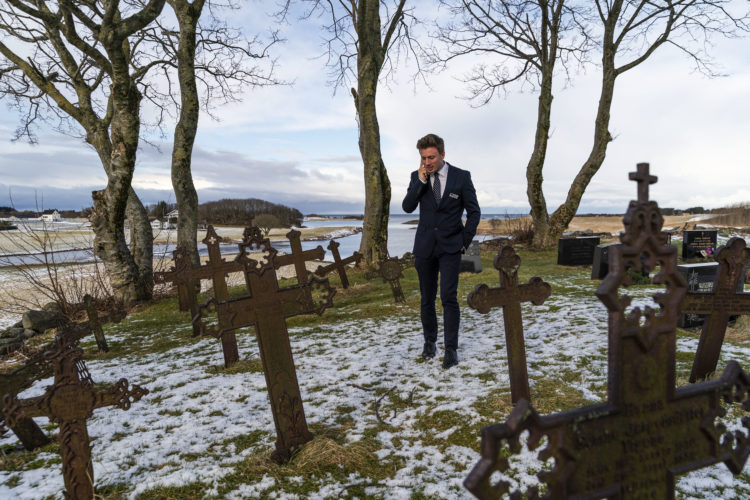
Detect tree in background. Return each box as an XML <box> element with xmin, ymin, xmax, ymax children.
<box><xmin>254</xmin><ymin>213</ymin><xmax>281</xmax><ymax>235</ymax></box>
<box><xmin>436</xmin><ymin>0</ymin><xmax>749</xmax><ymax>247</ymax></box>
<box><xmin>198</xmin><ymin>198</ymin><xmax>303</xmax><ymax>226</ymax></box>
<box><xmin>288</xmin><ymin>0</ymin><xmax>422</xmax><ymax>264</ymax></box>
<box><xmin>0</xmin><ymin>0</ymin><xmax>167</xmax><ymax>304</ymax></box>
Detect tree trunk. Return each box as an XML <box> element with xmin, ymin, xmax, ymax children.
<box><xmin>170</xmin><ymin>0</ymin><xmax>202</xmax><ymax>267</ymax></box>
<box><xmin>88</xmin><ymin>32</ymin><xmax>153</xmax><ymax>305</ymax></box>
<box><xmin>527</xmin><ymin>69</ymin><xmax>555</xmax><ymax>248</ymax></box>
<box><xmin>127</xmin><ymin>189</ymin><xmax>154</xmax><ymax>298</ymax></box>
<box><xmin>544</xmin><ymin>19</ymin><xmax>618</xmax><ymax>246</ymax></box>
<box><xmin>356</xmin><ymin>0</ymin><xmax>391</xmax><ymax>265</ymax></box>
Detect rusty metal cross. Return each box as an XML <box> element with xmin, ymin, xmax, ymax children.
<box><xmin>1</xmin><ymin>336</ymin><xmax>148</xmax><ymax>500</ymax></box>
<box><xmin>364</xmin><ymin>253</ymin><xmax>414</xmax><ymax>303</ymax></box>
<box><xmin>681</xmin><ymin>237</ymin><xmax>750</xmax><ymax>382</ymax></box>
<box><xmin>467</xmin><ymin>245</ymin><xmax>551</xmax><ymax>403</ymax></box>
<box><xmin>274</xmin><ymin>229</ymin><xmax>325</xmax><ymax>284</ymax></box>
<box><xmin>629</xmin><ymin>162</ymin><xmax>657</xmax><ymax>203</ymax></box>
<box><xmin>200</xmin><ymin>231</ymin><xmax>335</xmax><ymax>463</ymax></box>
<box><xmin>154</xmin><ymin>246</ymin><xmax>202</xmax><ymax>336</ymax></box>
<box><xmin>314</xmin><ymin>239</ymin><xmax>363</xmax><ymax>289</ymax></box>
<box><xmin>464</xmin><ymin>164</ymin><xmax>750</xmax><ymax>499</ymax></box>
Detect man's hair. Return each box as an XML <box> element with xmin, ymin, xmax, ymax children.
<box><xmin>416</xmin><ymin>133</ymin><xmax>444</xmax><ymax>154</ymax></box>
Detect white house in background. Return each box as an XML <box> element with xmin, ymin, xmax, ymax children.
<box><xmin>166</xmin><ymin>209</ymin><xmax>178</xmax><ymax>229</ymax></box>
<box><xmin>150</xmin><ymin>219</ymin><xmax>164</xmax><ymax>230</ymax></box>
<box><xmin>40</xmin><ymin>209</ymin><xmax>61</xmax><ymax>222</ymax></box>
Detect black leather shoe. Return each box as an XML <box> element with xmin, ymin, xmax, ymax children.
<box><xmin>421</xmin><ymin>341</ymin><xmax>436</xmax><ymax>359</ymax></box>
<box><xmin>442</xmin><ymin>348</ymin><xmax>458</xmax><ymax>369</ymax></box>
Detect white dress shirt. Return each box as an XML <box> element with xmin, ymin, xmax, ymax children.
<box><xmin>421</xmin><ymin>162</ymin><xmax>449</xmax><ymax>199</ymax></box>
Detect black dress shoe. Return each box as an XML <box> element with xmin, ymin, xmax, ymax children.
<box><xmin>421</xmin><ymin>341</ymin><xmax>436</xmax><ymax>359</ymax></box>
<box><xmin>442</xmin><ymin>348</ymin><xmax>458</xmax><ymax>369</ymax></box>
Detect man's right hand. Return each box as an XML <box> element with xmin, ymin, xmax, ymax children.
<box><xmin>418</xmin><ymin>161</ymin><xmax>428</xmax><ymax>183</ymax></box>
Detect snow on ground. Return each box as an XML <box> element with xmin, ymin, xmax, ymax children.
<box><xmin>1</xmin><ymin>271</ymin><xmax>749</xmax><ymax>498</ymax></box>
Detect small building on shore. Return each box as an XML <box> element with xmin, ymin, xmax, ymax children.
<box><xmin>40</xmin><ymin>209</ymin><xmax>61</xmax><ymax>222</ymax></box>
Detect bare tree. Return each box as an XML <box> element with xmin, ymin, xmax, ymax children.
<box><xmin>436</xmin><ymin>0</ymin><xmax>749</xmax><ymax>247</ymax></box>
<box><xmin>141</xmin><ymin>0</ymin><xmax>281</xmax><ymax>266</ymax></box>
<box><xmin>290</xmin><ymin>0</ymin><xmax>422</xmax><ymax>264</ymax></box>
<box><xmin>545</xmin><ymin>0</ymin><xmax>750</xmax><ymax>247</ymax></box>
<box><xmin>0</xmin><ymin>0</ymin><xmax>167</xmax><ymax>304</ymax></box>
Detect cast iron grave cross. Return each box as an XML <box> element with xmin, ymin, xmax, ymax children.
<box><xmin>364</xmin><ymin>253</ymin><xmax>415</xmax><ymax>303</ymax></box>
<box><xmin>2</xmin><ymin>335</ymin><xmax>148</xmax><ymax>500</ymax></box>
<box><xmin>467</xmin><ymin>245</ymin><xmax>551</xmax><ymax>403</ymax></box>
<box><xmin>154</xmin><ymin>246</ymin><xmax>203</xmax><ymax>336</ymax></box>
<box><xmin>464</xmin><ymin>163</ymin><xmax>750</xmax><ymax>499</ymax></box>
<box><xmin>274</xmin><ymin>229</ymin><xmax>325</xmax><ymax>284</ymax></box>
<box><xmin>315</xmin><ymin>239</ymin><xmax>363</xmax><ymax>289</ymax></box>
<box><xmin>681</xmin><ymin>237</ymin><xmax>750</xmax><ymax>382</ymax></box>
<box><xmin>201</xmin><ymin>231</ymin><xmax>335</xmax><ymax>463</ymax></box>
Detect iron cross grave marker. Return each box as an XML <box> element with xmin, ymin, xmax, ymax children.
<box><xmin>681</xmin><ymin>237</ymin><xmax>750</xmax><ymax>382</ymax></box>
<box><xmin>199</xmin><ymin>231</ymin><xmax>335</xmax><ymax>463</ymax></box>
<box><xmin>314</xmin><ymin>239</ymin><xmax>363</xmax><ymax>289</ymax></box>
<box><xmin>464</xmin><ymin>163</ymin><xmax>750</xmax><ymax>499</ymax></box>
<box><xmin>364</xmin><ymin>252</ymin><xmax>415</xmax><ymax>303</ymax></box>
<box><xmin>467</xmin><ymin>245</ymin><xmax>551</xmax><ymax>403</ymax></box>
<box><xmin>1</xmin><ymin>334</ymin><xmax>148</xmax><ymax>499</ymax></box>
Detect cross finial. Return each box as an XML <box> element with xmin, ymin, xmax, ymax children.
<box><xmin>629</xmin><ymin>162</ymin><xmax>657</xmax><ymax>202</ymax></box>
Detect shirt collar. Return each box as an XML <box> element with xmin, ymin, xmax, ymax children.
<box><xmin>434</xmin><ymin>161</ymin><xmax>449</xmax><ymax>180</ymax></box>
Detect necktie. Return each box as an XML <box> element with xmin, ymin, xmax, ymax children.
<box><xmin>432</xmin><ymin>173</ymin><xmax>441</xmax><ymax>204</ymax></box>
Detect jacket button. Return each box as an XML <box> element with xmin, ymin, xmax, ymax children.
<box><xmin>434</xmin><ymin>227</ymin><xmax>437</xmax><ymax>230</ymax></box>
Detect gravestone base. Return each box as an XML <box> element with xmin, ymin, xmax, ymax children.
<box><xmin>591</xmin><ymin>242</ymin><xmax>619</xmax><ymax>280</ymax></box>
<box><xmin>460</xmin><ymin>241</ymin><xmax>482</xmax><ymax>273</ymax></box>
<box><xmin>557</xmin><ymin>237</ymin><xmax>600</xmax><ymax>266</ymax></box>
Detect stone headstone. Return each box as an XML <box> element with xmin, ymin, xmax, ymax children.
<box><xmin>677</xmin><ymin>262</ymin><xmax>718</xmax><ymax>328</ymax></box>
<box><xmin>460</xmin><ymin>241</ymin><xmax>482</xmax><ymax>273</ymax></box>
<box><xmin>590</xmin><ymin>242</ymin><xmax>619</xmax><ymax>280</ymax></box>
<box><xmin>464</xmin><ymin>163</ymin><xmax>750</xmax><ymax>500</ymax></box>
<box><xmin>557</xmin><ymin>236</ymin><xmax>600</xmax><ymax>266</ymax></box>
<box><xmin>676</xmin><ymin>262</ymin><xmax>744</xmax><ymax>328</ymax></box>
<box><xmin>681</xmin><ymin>238</ymin><xmax>750</xmax><ymax>382</ymax></box>
<box><xmin>682</xmin><ymin>229</ymin><xmax>718</xmax><ymax>259</ymax></box>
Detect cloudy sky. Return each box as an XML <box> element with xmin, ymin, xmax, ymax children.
<box><xmin>1</xmin><ymin>1</ymin><xmax>748</xmax><ymax>215</ymax></box>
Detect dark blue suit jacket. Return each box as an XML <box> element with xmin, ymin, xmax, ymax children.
<box><xmin>401</xmin><ymin>163</ymin><xmax>481</xmax><ymax>257</ymax></box>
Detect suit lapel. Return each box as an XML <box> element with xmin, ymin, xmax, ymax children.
<box><xmin>437</xmin><ymin>163</ymin><xmax>456</xmax><ymax>209</ymax></box>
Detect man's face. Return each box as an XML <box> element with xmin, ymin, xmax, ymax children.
<box><xmin>420</xmin><ymin>147</ymin><xmax>445</xmax><ymax>174</ymax></box>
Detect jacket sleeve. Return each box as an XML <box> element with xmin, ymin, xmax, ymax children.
<box><xmin>402</xmin><ymin>171</ymin><xmax>429</xmax><ymax>214</ymax></box>
<box><xmin>461</xmin><ymin>171</ymin><xmax>481</xmax><ymax>247</ymax></box>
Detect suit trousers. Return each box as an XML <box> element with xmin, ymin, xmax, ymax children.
<box><xmin>415</xmin><ymin>249</ymin><xmax>462</xmax><ymax>350</ymax></box>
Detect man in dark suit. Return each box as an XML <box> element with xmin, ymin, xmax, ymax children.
<box><xmin>402</xmin><ymin>133</ymin><xmax>481</xmax><ymax>369</ymax></box>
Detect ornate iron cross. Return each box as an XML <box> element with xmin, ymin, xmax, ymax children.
<box><xmin>154</xmin><ymin>246</ymin><xmax>203</xmax><ymax>337</ymax></box>
<box><xmin>2</xmin><ymin>336</ymin><xmax>148</xmax><ymax>499</ymax></box>
<box><xmin>314</xmin><ymin>239</ymin><xmax>363</xmax><ymax>289</ymax></box>
<box><xmin>681</xmin><ymin>237</ymin><xmax>750</xmax><ymax>382</ymax></box>
<box><xmin>273</xmin><ymin>229</ymin><xmax>325</xmax><ymax>284</ymax></box>
<box><xmin>467</xmin><ymin>245</ymin><xmax>551</xmax><ymax>403</ymax></box>
<box><xmin>200</xmin><ymin>231</ymin><xmax>335</xmax><ymax>463</ymax></box>
<box><xmin>0</xmin><ymin>346</ymin><xmax>53</xmax><ymax>451</ymax></box>
<box><xmin>464</xmin><ymin>163</ymin><xmax>750</xmax><ymax>499</ymax></box>
<box><xmin>364</xmin><ymin>252</ymin><xmax>415</xmax><ymax>303</ymax></box>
